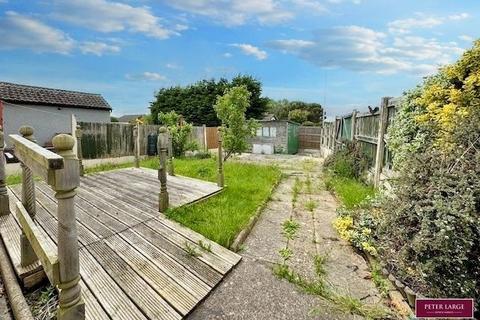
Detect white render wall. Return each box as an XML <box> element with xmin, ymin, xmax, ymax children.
<box><xmin>3</xmin><ymin>102</ymin><xmax>110</xmax><ymax>147</ymax></box>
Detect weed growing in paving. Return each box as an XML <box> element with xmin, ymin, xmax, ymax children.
<box><xmin>279</xmin><ymin>219</ymin><xmax>300</xmax><ymax>265</ymax></box>
<box><xmin>304</xmin><ymin>199</ymin><xmax>317</xmax><ymax>213</ymax></box>
<box><xmin>184</xmin><ymin>241</ymin><xmax>200</xmax><ymax>257</ymax></box>
<box><xmin>273</xmin><ymin>256</ymin><xmax>391</xmax><ymax>319</ymax></box>
<box><xmin>291</xmin><ymin>177</ymin><xmax>303</xmax><ymax>209</ymax></box>
<box><xmin>370</xmin><ymin>261</ymin><xmax>390</xmax><ymax>297</ymax></box>
<box><xmin>198</xmin><ymin>240</ymin><xmax>212</xmax><ymax>253</ymax></box>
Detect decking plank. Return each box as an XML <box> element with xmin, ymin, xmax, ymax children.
<box><xmin>128</xmin><ymin>224</ymin><xmax>222</xmax><ymax>287</ymax></box>
<box><xmin>88</xmin><ymin>173</ymin><xmax>184</xmax><ymax>207</ymax></box>
<box><xmin>105</xmin><ymin>234</ymin><xmax>200</xmax><ymax>316</ymax></box>
<box><xmin>37</xmin><ymin>183</ymin><xmax>128</xmax><ymax>233</ymax></box>
<box><xmin>80</xmin><ymin>280</ymin><xmax>110</xmax><ymax>320</ymax></box>
<box><xmin>87</xmin><ymin>241</ymin><xmax>182</xmax><ymax>320</ymax></box>
<box><xmin>143</xmin><ymin>219</ymin><xmax>231</xmax><ymax>275</ymax></box>
<box><xmin>117</xmin><ymin>169</ymin><xmax>214</xmax><ymax>196</ymax></box>
<box><xmin>110</xmin><ymin>171</ymin><xmax>201</xmax><ymax>204</ymax></box>
<box><xmin>77</xmin><ymin>182</ymin><xmax>152</xmax><ymax>223</ymax></box>
<box><xmin>34</xmin><ymin>184</ymin><xmax>115</xmax><ymax>240</ymax></box>
<box><xmin>79</xmin><ymin>248</ymin><xmax>148</xmax><ymax>320</ymax></box>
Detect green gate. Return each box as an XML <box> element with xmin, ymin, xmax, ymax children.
<box><xmin>287</xmin><ymin>122</ymin><xmax>299</xmax><ymax>154</ymax></box>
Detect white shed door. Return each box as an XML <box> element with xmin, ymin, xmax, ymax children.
<box><xmin>252</xmin><ymin>144</ymin><xmax>274</xmax><ymax>154</ymax></box>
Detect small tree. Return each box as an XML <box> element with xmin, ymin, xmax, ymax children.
<box><xmin>288</xmin><ymin>109</ymin><xmax>309</xmax><ymax>124</ymax></box>
<box><xmin>158</xmin><ymin>111</ymin><xmax>197</xmax><ymax>157</ymax></box>
<box><xmin>214</xmin><ymin>86</ymin><xmax>258</xmax><ymax>161</ymax></box>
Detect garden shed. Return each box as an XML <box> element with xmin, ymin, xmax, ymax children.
<box><xmin>251</xmin><ymin>120</ymin><xmax>299</xmax><ymax>154</ymax></box>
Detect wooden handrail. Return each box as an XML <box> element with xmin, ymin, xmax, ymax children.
<box><xmin>10</xmin><ymin>134</ymin><xmax>64</xmax><ymax>186</ymax></box>
<box><xmin>10</xmin><ymin>126</ymin><xmax>85</xmax><ymax>320</ymax></box>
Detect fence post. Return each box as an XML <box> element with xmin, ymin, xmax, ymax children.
<box><xmin>0</xmin><ymin>128</ymin><xmax>9</xmax><ymax>215</ymax></box>
<box><xmin>167</xmin><ymin>131</ymin><xmax>174</xmax><ymax>176</ymax></box>
<box><xmin>374</xmin><ymin>97</ymin><xmax>390</xmax><ymax>188</ymax></box>
<box><xmin>203</xmin><ymin>124</ymin><xmax>207</xmax><ymax>152</ymax></box>
<box><xmin>351</xmin><ymin>109</ymin><xmax>357</xmax><ymax>141</ymax></box>
<box><xmin>75</xmin><ymin>125</ymin><xmax>84</xmax><ymax>176</ymax></box>
<box><xmin>52</xmin><ymin>134</ymin><xmax>85</xmax><ymax>320</ymax></box>
<box><xmin>217</xmin><ymin>127</ymin><xmax>224</xmax><ymax>188</ymax></box>
<box><xmin>133</xmin><ymin>125</ymin><xmax>140</xmax><ymax>168</ymax></box>
<box><xmin>157</xmin><ymin>127</ymin><xmax>169</xmax><ymax>212</ymax></box>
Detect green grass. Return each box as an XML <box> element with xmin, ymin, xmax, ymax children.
<box><xmin>6</xmin><ymin>174</ymin><xmax>22</xmax><ymax>185</ymax></box>
<box><xmin>84</xmin><ymin>161</ymin><xmax>133</xmax><ymax>175</ymax></box>
<box><xmin>325</xmin><ymin>175</ymin><xmax>375</xmax><ymax>209</ymax></box>
<box><xmin>142</xmin><ymin>157</ymin><xmax>282</xmax><ymax>247</ymax></box>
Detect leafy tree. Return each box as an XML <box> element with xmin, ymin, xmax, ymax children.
<box><xmin>150</xmin><ymin>75</ymin><xmax>268</xmax><ymax>126</ymax></box>
<box><xmin>269</xmin><ymin>99</ymin><xmax>324</xmax><ymax>124</ymax></box>
<box><xmin>214</xmin><ymin>86</ymin><xmax>258</xmax><ymax>161</ymax></box>
<box><xmin>158</xmin><ymin>111</ymin><xmax>197</xmax><ymax>156</ymax></box>
<box><xmin>288</xmin><ymin>109</ymin><xmax>309</xmax><ymax>124</ymax></box>
<box><xmin>110</xmin><ymin>116</ymin><xmax>119</xmax><ymax>122</ymax></box>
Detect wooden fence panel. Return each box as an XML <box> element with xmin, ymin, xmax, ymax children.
<box><xmin>79</xmin><ymin>122</ymin><xmax>134</xmax><ymax>159</ymax></box>
<box><xmin>206</xmin><ymin>127</ymin><xmax>218</xmax><ymax>149</ymax></box>
<box><xmin>299</xmin><ymin>126</ymin><xmax>322</xmax><ymax>149</ymax></box>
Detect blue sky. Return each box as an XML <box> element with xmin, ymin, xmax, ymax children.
<box><xmin>0</xmin><ymin>0</ymin><xmax>478</xmax><ymax>117</ymax></box>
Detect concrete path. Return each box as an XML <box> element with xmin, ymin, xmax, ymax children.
<box><xmin>189</xmin><ymin>154</ymin><xmax>386</xmax><ymax>320</ymax></box>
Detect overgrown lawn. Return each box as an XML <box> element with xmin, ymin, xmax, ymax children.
<box><xmin>325</xmin><ymin>175</ymin><xmax>375</xmax><ymax>209</ymax></box>
<box><xmin>142</xmin><ymin>157</ymin><xmax>282</xmax><ymax>247</ymax></box>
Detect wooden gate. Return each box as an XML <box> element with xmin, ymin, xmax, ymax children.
<box><xmin>206</xmin><ymin>127</ymin><xmax>219</xmax><ymax>149</ymax></box>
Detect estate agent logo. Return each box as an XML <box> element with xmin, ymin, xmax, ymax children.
<box><xmin>416</xmin><ymin>298</ymin><xmax>474</xmax><ymax>318</ymax></box>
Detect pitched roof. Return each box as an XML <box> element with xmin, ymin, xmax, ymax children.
<box><xmin>0</xmin><ymin>82</ymin><xmax>112</xmax><ymax>111</ymax></box>
<box><xmin>117</xmin><ymin>114</ymin><xmax>144</xmax><ymax>122</ymax></box>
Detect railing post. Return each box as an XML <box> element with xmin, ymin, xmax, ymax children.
<box><xmin>75</xmin><ymin>125</ymin><xmax>84</xmax><ymax>176</ymax></box>
<box><xmin>52</xmin><ymin>134</ymin><xmax>85</xmax><ymax>320</ymax></box>
<box><xmin>374</xmin><ymin>97</ymin><xmax>390</xmax><ymax>188</ymax></box>
<box><xmin>217</xmin><ymin>127</ymin><xmax>224</xmax><ymax>188</ymax></box>
<box><xmin>133</xmin><ymin>125</ymin><xmax>140</xmax><ymax>168</ymax></box>
<box><xmin>19</xmin><ymin>126</ymin><xmax>38</xmax><ymax>266</ymax></box>
<box><xmin>167</xmin><ymin>131</ymin><xmax>174</xmax><ymax>176</ymax></box>
<box><xmin>0</xmin><ymin>127</ymin><xmax>9</xmax><ymax>215</ymax></box>
<box><xmin>157</xmin><ymin>127</ymin><xmax>169</xmax><ymax>212</ymax></box>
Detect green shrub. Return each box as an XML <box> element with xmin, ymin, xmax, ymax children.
<box><xmin>375</xmin><ymin>41</ymin><xmax>480</xmax><ymax>307</ymax></box>
<box><xmin>323</xmin><ymin>141</ymin><xmax>369</xmax><ymax>179</ymax></box>
<box><xmin>193</xmin><ymin>151</ymin><xmax>211</xmax><ymax>159</ymax></box>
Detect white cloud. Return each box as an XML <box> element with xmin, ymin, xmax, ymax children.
<box><xmin>165</xmin><ymin>63</ymin><xmax>181</xmax><ymax>69</ymax></box>
<box><xmin>388</xmin><ymin>15</ymin><xmax>443</xmax><ymax>34</ymax></box>
<box><xmin>459</xmin><ymin>35</ymin><xmax>474</xmax><ymax>42</ymax></box>
<box><xmin>161</xmin><ymin>0</ymin><xmax>293</xmax><ymax>26</ymax></box>
<box><xmin>0</xmin><ymin>11</ymin><xmax>75</xmax><ymax>54</ymax></box>
<box><xmin>289</xmin><ymin>0</ymin><xmax>327</xmax><ymax>14</ymax></box>
<box><xmin>223</xmin><ymin>52</ymin><xmax>232</xmax><ymax>58</ymax></box>
<box><xmin>125</xmin><ymin>72</ymin><xmax>167</xmax><ymax>81</ymax></box>
<box><xmin>449</xmin><ymin>13</ymin><xmax>470</xmax><ymax>21</ymax></box>
<box><xmin>79</xmin><ymin>41</ymin><xmax>121</xmax><ymax>56</ymax></box>
<box><xmin>52</xmin><ymin>0</ymin><xmax>177</xmax><ymax>39</ymax></box>
<box><xmin>0</xmin><ymin>11</ymin><xmax>123</xmax><ymax>56</ymax></box>
<box><xmin>269</xmin><ymin>25</ymin><xmax>463</xmax><ymax>75</ymax></box>
<box><xmin>388</xmin><ymin>12</ymin><xmax>471</xmax><ymax>34</ymax></box>
<box><xmin>231</xmin><ymin>43</ymin><xmax>267</xmax><ymax>60</ymax></box>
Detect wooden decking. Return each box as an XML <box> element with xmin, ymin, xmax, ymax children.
<box><xmin>0</xmin><ymin>168</ymin><xmax>241</xmax><ymax>319</ymax></box>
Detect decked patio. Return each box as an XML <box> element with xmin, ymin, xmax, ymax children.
<box><xmin>0</xmin><ymin>167</ymin><xmax>241</xmax><ymax>319</ymax></box>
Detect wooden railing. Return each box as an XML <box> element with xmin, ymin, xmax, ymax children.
<box><xmin>9</xmin><ymin>126</ymin><xmax>85</xmax><ymax>320</ymax></box>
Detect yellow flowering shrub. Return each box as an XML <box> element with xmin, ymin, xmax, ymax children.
<box><xmin>333</xmin><ymin>216</ymin><xmax>353</xmax><ymax>241</ymax></box>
